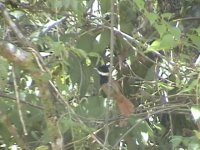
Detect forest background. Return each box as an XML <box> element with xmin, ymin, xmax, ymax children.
<box><xmin>0</xmin><ymin>0</ymin><xmax>200</xmax><ymax>149</ymax></box>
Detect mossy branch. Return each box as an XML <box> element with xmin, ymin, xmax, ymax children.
<box><xmin>0</xmin><ymin>2</ymin><xmax>64</xmax><ymax>148</ymax></box>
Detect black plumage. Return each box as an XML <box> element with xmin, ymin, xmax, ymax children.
<box><xmin>98</xmin><ymin>65</ymin><xmax>109</xmax><ymax>85</ymax></box>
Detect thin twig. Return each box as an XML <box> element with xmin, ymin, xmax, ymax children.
<box><xmin>103</xmin><ymin>0</ymin><xmax>115</xmax><ymax>149</ymax></box>
<box><xmin>113</xmin><ymin>106</ymin><xmax>182</xmax><ymax>148</ymax></box>
<box><xmin>12</xmin><ymin>66</ymin><xmax>28</xmax><ymax>136</ymax></box>
<box><xmin>169</xmin><ymin>112</ymin><xmax>173</xmax><ymax>137</ymax></box>
<box><xmin>0</xmin><ymin>92</ymin><xmax>43</xmax><ymax>109</ymax></box>
<box><xmin>41</xmin><ymin>17</ymin><xmax>66</xmax><ymax>35</ymax></box>
<box><xmin>173</xmin><ymin>17</ymin><xmax>200</xmax><ymax>22</ymax></box>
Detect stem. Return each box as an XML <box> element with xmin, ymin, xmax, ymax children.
<box><xmin>12</xmin><ymin>66</ymin><xmax>27</xmax><ymax>136</ymax></box>
<box><xmin>103</xmin><ymin>0</ymin><xmax>115</xmax><ymax>149</ymax></box>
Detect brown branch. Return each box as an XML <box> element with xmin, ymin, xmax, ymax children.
<box><xmin>0</xmin><ymin>41</ymin><xmax>36</xmax><ymax>71</ymax></box>
<box><xmin>0</xmin><ymin>41</ymin><xmax>64</xmax><ymax>149</ymax></box>
<box><xmin>0</xmin><ymin>3</ymin><xmax>33</xmax><ymax>47</ymax></box>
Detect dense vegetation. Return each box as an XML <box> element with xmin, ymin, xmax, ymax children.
<box><xmin>0</xmin><ymin>0</ymin><xmax>200</xmax><ymax>149</ymax></box>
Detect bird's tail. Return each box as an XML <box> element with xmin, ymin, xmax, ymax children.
<box><xmin>115</xmin><ymin>94</ymin><xmax>134</xmax><ymax>117</ymax></box>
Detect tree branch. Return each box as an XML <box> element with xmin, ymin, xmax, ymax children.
<box><xmin>0</xmin><ymin>3</ymin><xmax>65</xmax><ymax>148</ymax></box>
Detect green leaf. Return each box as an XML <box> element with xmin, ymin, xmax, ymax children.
<box><xmin>79</xmin><ymin>64</ymin><xmax>90</xmax><ymax>97</ymax></box>
<box><xmin>158</xmin><ymin>82</ymin><xmax>174</xmax><ymax>91</ymax></box>
<box><xmin>147</xmin><ymin>34</ymin><xmax>177</xmax><ymax>51</ymax></box>
<box><xmin>194</xmin><ymin>130</ymin><xmax>200</xmax><ymax>139</ymax></box>
<box><xmin>67</xmin><ymin>53</ymin><xmax>81</xmax><ymax>84</ymax></box>
<box><xmin>70</xmin><ymin>47</ymin><xmax>88</xmax><ymax>59</ymax></box>
<box><xmin>87</xmin><ymin>52</ymin><xmax>101</xmax><ymax>65</ymax></box>
<box><xmin>169</xmin><ymin>27</ymin><xmax>181</xmax><ymax>40</ymax></box>
<box><xmin>101</xmin><ymin>0</ymin><xmax>110</xmax><ymax>13</ymax></box>
<box><xmin>171</xmin><ymin>136</ymin><xmax>183</xmax><ymax>149</ymax></box>
<box><xmin>188</xmin><ymin>34</ymin><xmax>200</xmax><ymax>49</ymax></box>
<box><xmin>160</xmin><ymin>34</ymin><xmax>177</xmax><ymax>49</ymax></box>
<box><xmin>188</xmin><ymin>140</ymin><xmax>200</xmax><ymax>150</ymax></box>
<box><xmin>145</xmin><ymin>65</ymin><xmax>155</xmax><ymax>80</ymax></box>
<box><xmin>35</xmin><ymin>146</ymin><xmax>48</xmax><ymax>150</ymax></box>
<box><xmin>179</xmin><ymin>79</ymin><xmax>198</xmax><ymax>93</ymax></box>
<box><xmin>120</xmin><ymin>22</ymin><xmax>135</xmax><ymax>33</ymax></box>
<box><xmin>76</xmin><ymin>96</ymin><xmax>105</xmax><ymax>119</ymax></box>
<box><xmin>145</xmin><ymin>12</ymin><xmax>158</xmax><ymax>25</ymax></box>
<box><xmin>155</xmin><ymin>24</ymin><xmax>167</xmax><ymax>37</ymax></box>
<box><xmin>161</xmin><ymin>13</ymin><xmax>173</xmax><ymax>19</ymax></box>
<box><xmin>134</xmin><ymin>0</ymin><xmax>145</xmax><ymax>10</ymax></box>
<box><xmin>0</xmin><ymin>121</ymin><xmax>12</xmax><ymax>146</ymax></box>
<box><xmin>129</xmin><ymin>118</ymin><xmax>154</xmax><ymax>145</ymax></box>
<box><xmin>47</xmin><ymin>0</ymin><xmax>63</xmax><ymax>12</ymax></box>
<box><xmin>58</xmin><ymin>116</ymin><xmax>73</xmax><ymax>133</ymax></box>
<box><xmin>76</xmin><ymin>34</ymin><xmax>98</xmax><ymax>52</ymax></box>
<box><xmin>62</xmin><ymin>0</ymin><xmax>75</xmax><ymax>10</ymax></box>
<box><xmin>71</xmin><ymin>0</ymin><xmax>78</xmax><ymax>11</ymax></box>
<box><xmin>49</xmin><ymin>41</ymin><xmax>65</xmax><ymax>56</ymax></box>
<box><xmin>96</xmin><ymin>30</ymin><xmax>110</xmax><ymax>53</ymax></box>
<box><xmin>40</xmin><ymin>72</ymin><xmax>51</xmax><ymax>82</ymax></box>
<box><xmin>147</xmin><ymin>39</ymin><xmax>161</xmax><ymax>51</ymax></box>
<box><xmin>65</xmin><ymin>52</ymin><xmax>90</xmax><ymax>97</ymax></box>
<box><xmin>195</xmin><ymin>27</ymin><xmax>200</xmax><ymax>36</ymax></box>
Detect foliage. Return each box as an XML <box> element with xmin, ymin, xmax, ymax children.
<box><xmin>0</xmin><ymin>0</ymin><xmax>200</xmax><ymax>149</ymax></box>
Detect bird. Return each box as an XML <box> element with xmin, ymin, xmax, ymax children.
<box><xmin>97</xmin><ymin>65</ymin><xmax>134</xmax><ymax>118</ymax></box>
